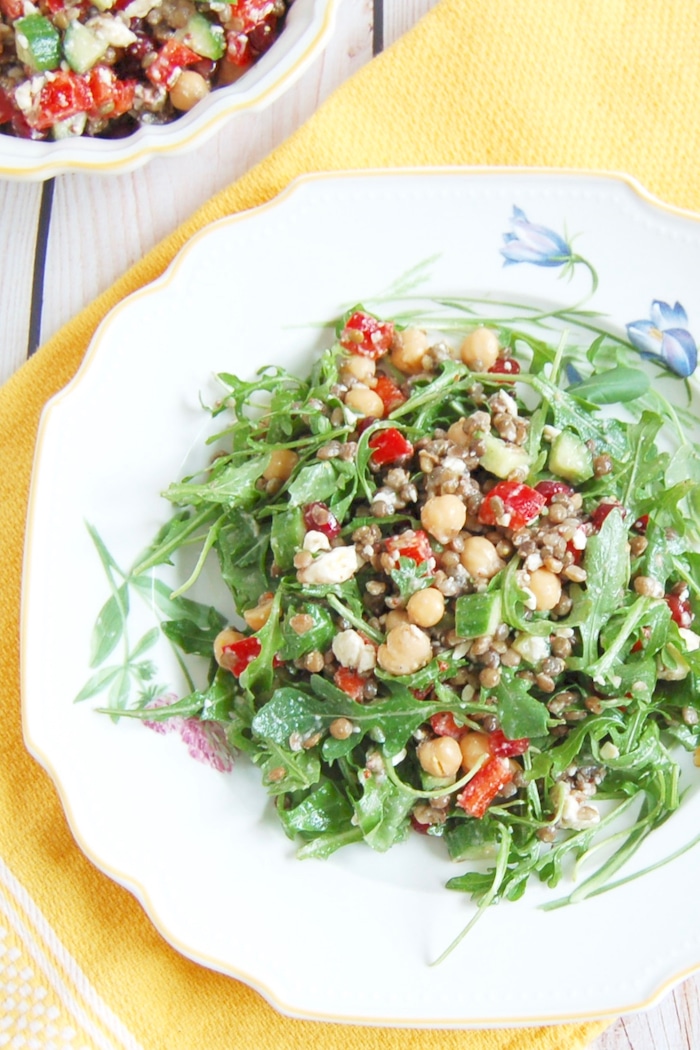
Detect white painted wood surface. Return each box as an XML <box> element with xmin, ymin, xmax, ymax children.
<box><xmin>1</xmin><ymin>1</ymin><xmax>697</xmax><ymax>1045</ymax></box>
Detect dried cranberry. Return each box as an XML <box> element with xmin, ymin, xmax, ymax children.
<box><xmin>590</xmin><ymin>500</ymin><xmax>626</xmax><ymax>531</ymax></box>
<box><xmin>534</xmin><ymin>479</ymin><xmax>574</xmax><ymax>504</ymax></box>
<box><xmin>249</xmin><ymin>14</ymin><xmax>277</xmax><ymax>55</ymax></box>
<box><xmin>633</xmin><ymin>514</ymin><xmax>649</xmax><ymax>533</ymax></box>
<box><xmin>488</xmin><ymin>357</ymin><xmax>521</xmax><ymax>375</ymax></box>
<box><xmin>665</xmin><ymin>594</ymin><xmax>694</xmax><ymax>628</ymax></box>
<box><xmin>302</xmin><ymin>501</ymin><xmax>341</xmax><ymax>539</ymax></box>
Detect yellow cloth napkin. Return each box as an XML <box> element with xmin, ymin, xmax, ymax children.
<box><xmin>4</xmin><ymin>0</ymin><xmax>700</xmax><ymax>1045</ymax></box>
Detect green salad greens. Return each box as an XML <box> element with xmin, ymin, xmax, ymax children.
<box><xmin>83</xmin><ymin>304</ymin><xmax>700</xmax><ymax>960</ymax></box>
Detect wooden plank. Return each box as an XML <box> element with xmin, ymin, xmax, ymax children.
<box><xmin>0</xmin><ymin>182</ymin><xmax>42</xmax><ymax>385</ymax></box>
<box><xmin>40</xmin><ymin>0</ymin><xmax>374</xmax><ymax>344</ymax></box>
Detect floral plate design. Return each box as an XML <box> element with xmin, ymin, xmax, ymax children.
<box><xmin>21</xmin><ymin>169</ymin><xmax>700</xmax><ymax>1027</ymax></box>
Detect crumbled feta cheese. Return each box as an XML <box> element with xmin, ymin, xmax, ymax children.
<box><xmin>296</xmin><ymin>545</ymin><xmax>361</xmax><ymax>586</ymax></box>
<box><xmin>86</xmin><ymin>14</ymin><xmax>137</xmax><ymax>46</ymax></box>
<box><xmin>559</xmin><ymin>787</ymin><xmax>600</xmax><ymax>831</ymax></box>
<box><xmin>570</xmin><ymin>526</ymin><xmax>588</xmax><ymax>551</ymax></box>
<box><xmin>680</xmin><ymin>628</ymin><xmax>700</xmax><ymax>652</ymax></box>
<box><xmin>13</xmin><ymin>75</ymin><xmax>44</xmax><ymax>117</ymax></box>
<box><xmin>599</xmin><ymin>741</ymin><xmax>620</xmax><ymax>761</ymax></box>
<box><xmin>511</xmin><ymin>631</ymin><xmax>551</xmax><ymax>665</ymax></box>
<box><xmin>332</xmin><ymin>629</ymin><xmax>377</xmax><ymax>672</ymax></box>
<box><xmin>441</xmin><ymin>456</ymin><xmax>467</xmax><ymax>475</ymax></box>
<box><xmin>124</xmin><ymin>0</ymin><xmax>160</xmax><ymax>16</ymax></box>
<box><xmin>302</xmin><ymin>530</ymin><xmax>331</xmax><ymax>554</ymax></box>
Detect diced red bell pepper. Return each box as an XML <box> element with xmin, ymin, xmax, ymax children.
<box><xmin>340</xmin><ymin>311</ymin><xmax>395</xmax><ymax>359</ymax></box>
<box><xmin>221</xmin><ymin>636</ymin><xmax>261</xmax><ymax>676</ymax></box>
<box><xmin>225</xmin><ymin>30</ymin><xmax>253</xmax><ymax>66</ymax></box>
<box><xmin>488</xmin><ymin>357</ymin><xmax>520</xmax><ymax>375</ymax></box>
<box><xmin>373</xmin><ymin>374</ymin><xmax>406</xmax><ymax>415</ymax></box>
<box><xmin>368</xmin><ymin>427</ymin><xmax>413</xmax><ymax>466</ymax></box>
<box><xmin>0</xmin><ymin>88</ymin><xmax>14</xmax><ymax>126</ymax></box>
<box><xmin>333</xmin><ymin>667</ymin><xmax>366</xmax><ymax>702</ymax></box>
<box><xmin>229</xmin><ymin>0</ymin><xmax>277</xmax><ymax>32</ymax></box>
<box><xmin>665</xmin><ymin>593</ymin><xmax>693</xmax><ymax>628</ymax></box>
<box><xmin>302</xmin><ymin>501</ymin><xmax>341</xmax><ymax>540</ymax></box>
<box><xmin>488</xmin><ymin>729</ymin><xmax>529</xmax><ymax>757</ymax></box>
<box><xmin>146</xmin><ymin>38</ymin><xmax>201</xmax><ymax>88</ymax></box>
<box><xmin>478</xmin><ymin>480</ymin><xmax>546</xmax><ymax>531</ymax></box>
<box><xmin>0</xmin><ymin>0</ymin><xmax>22</xmax><ymax>19</ymax></box>
<box><xmin>456</xmin><ymin>755</ymin><xmax>514</xmax><ymax>818</ymax></box>
<box><xmin>590</xmin><ymin>500</ymin><xmax>626</xmax><ymax>532</ymax></box>
<box><xmin>384</xmin><ymin>529</ymin><xmax>434</xmax><ymax>568</ymax></box>
<box><xmin>87</xmin><ymin>66</ymin><xmax>135</xmax><ymax>119</ymax></box>
<box><xmin>534</xmin><ymin>479</ymin><xmax>573</xmax><ymax>504</ymax></box>
<box><xmin>429</xmin><ymin>712</ymin><xmax>466</xmax><ymax>739</ymax></box>
<box><xmin>31</xmin><ymin>71</ymin><xmax>93</xmax><ymax>130</ymax></box>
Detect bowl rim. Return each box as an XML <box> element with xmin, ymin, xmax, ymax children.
<box><xmin>0</xmin><ymin>0</ymin><xmax>340</xmax><ymax>180</ymax></box>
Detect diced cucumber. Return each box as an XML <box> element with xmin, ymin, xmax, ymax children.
<box><xmin>51</xmin><ymin>112</ymin><xmax>88</xmax><ymax>138</ymax></box>
<box><xmin>178</xmin><ymin>13</ymin><xmax>225</xmax><ymax>60</ymax></box>
<box><xmin>455</xmin><ymin>592</ymin><xmax>502</xmax><ymax>640</ymax></box>
<box><xmin>14</xmin><ymin>14</ymin><xmax>61</xmax><ymax>73</ymax></box>
<box><xmin>479</xmin><ymin>433</ymin><xmax>530</xmax><ymax>479</ymax></box>
<box><xmin>63</xmin><ymin>20</ymin><xmax>109</xmax><ymax>74</ymax></box>
<box><xmin>548</xmin><ymin>430</ymin><xmax>594</xmax><ymax>483</ymax></box>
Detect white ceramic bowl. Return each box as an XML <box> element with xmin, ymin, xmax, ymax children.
<box><xmin>0</xmin><ymin>0</ymin><xmax>338</xmax><ymax>180</ymax></box>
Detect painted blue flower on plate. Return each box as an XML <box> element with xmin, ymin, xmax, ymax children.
<box><xmin>626</xmin><ymin>300</ymin><xmax>697</xmax><ymax>378</ymax></box>
<box><xmin>501</xmin><ymin>206</ymin><xmax>573</xmax><ymax>268</ymax></box>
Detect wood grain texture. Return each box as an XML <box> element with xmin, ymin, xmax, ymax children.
<box><xmin>0</xmin><ymin>183</ymin><xmax>41</xmax><ymax>384</ymax></box>
<box><xmin>0</xmin><ymin>0</ymin><xmax>699</xmax><ymax>1045</ymax></box>
<box><xmin>41</xmin><ymin>0</ymin><xmax>373</xmax><ymax>342</ymax></box>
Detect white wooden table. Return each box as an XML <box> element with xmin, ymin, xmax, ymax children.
<box><xmin>1</xmin><ymin>2</ymin><xmax>698</xmax><ymax>1046</ymax></box>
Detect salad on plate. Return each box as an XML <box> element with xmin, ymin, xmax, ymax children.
<box><xmin>77</xmin><ymin>212</ymin><xmax>700</xmax><ymax>961</ymax></box>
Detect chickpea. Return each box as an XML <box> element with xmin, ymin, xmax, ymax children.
<box><xmin>169</xmin><ymin>70</ymin><xmax>210</xmax><ymax>112</ymax></box>
<box><xmin>344</xmin><ymin>385</ymin><xmax>385</xmax><ymax>418</ymax></box>
<box><xmin>243</xmin><ymin>592</ymin><xmax>274</xmax><ymax>631</ymax></box>
<box><xmin>407</xmin><ymin>587</ymin><xmax>445</xmax><ymax>628</ymax></box>
<box><xmin>528</xmin><ymin>568</ymin><xmax>563</xmax><ymax>611</ymax></box>
<box><xmin>390</xmin><ymin>326</ymin><xmax>430</xmax><ymax>375</ymax></box>
<box><xmin>384</xmin><ymin>609</ymin><xmax>409</xmax><ymax>632</ymax></box>
<box><xmin>340</xmin><ymin>355</ymin><xmax>376</xmax><ymax>384</ymax></box>
<box><xmin>213</xmin><ymin>627</ymin><xmax>244</xmax><ymax>669</ymax></box>
<box><xmin>446</xmin><ymin>418</ymin><xmax>469</xmax><ymax>447</ymax></box>
<box><xmin>460</xmin><ymin>327</ymin><xmax>501</xmax><ymax>372</ymax></box>
<box><xmin>377</xmin><ymin>623</ymin><xmax>433</xmax><ymax>676</ymax></box>
<box><xmin>263</xmin><ymin>448</ymin><xmax>298</xmax><ymax>481</ymax></box>
<box><xmin>417</xmin><ymin>736</ymin><xmax>463</xmax><ymax>778</ymax></box>
<box><xmin>459</xmin><ymin>535</ymin><xmax>505</xmax><ymax>580</ymax></box>
<box><xmin>459</xmin><ymin>731</ymin><xmax>491</xmax><ymax>771</ymax></box>
<box><xmin>421</xmin><ymin>494</ymin><xmax>467</xmax><ymax>545</ymax></box>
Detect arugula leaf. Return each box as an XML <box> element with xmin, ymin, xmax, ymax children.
<box><xmin>578</xmin><ymin>507</ymin><xmax>630</xmax><ymax>667</ymax></box>
<box><xmin>493</xmin><ymin>669</ymin><xmax>549</xmax><ymax>740</ymax></box>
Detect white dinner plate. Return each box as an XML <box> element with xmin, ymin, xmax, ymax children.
<box><xmin>21</xmin><ymin>168</ymin><xmax>700</xmax><ymax>1027</ymax></box>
